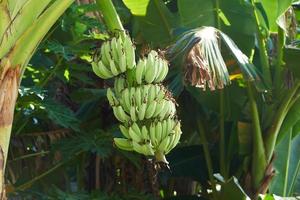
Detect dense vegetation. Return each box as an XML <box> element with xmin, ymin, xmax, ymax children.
<box><xmin>0</xmin><ymin>0</ymin><xmax>300</xmax><ymax>199</ymax></box>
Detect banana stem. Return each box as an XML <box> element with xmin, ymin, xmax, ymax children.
<box><xmin>95</xmin><ymin>0</ymin><xmax>125</xmax><ymax>38</ymax></box>
<box><xmin>274</xmin><ymin>26</ymin><xmax>284</xmax><ymax>97</ymax></box>
<box><xmin>246</xmin><ymin>82</ymin><xmax>267</xmax><ymax>190</ymax></box>
<box><xmin>250</xmin><ymin>0</ymin><xmax>272</xmax><ymax>87</ymax></box>
<box><xmin>197</xmin><ymin>119</ymin><xmax>217</xmax><ymax>200</ymax></box>
<box><xmin>219</xmin><ymin>89</ymin><xmax>227</xmax><ymax>179</ymax></box>
<box><xmin>155</xmin><ymin>151</ymin><xmax>168</xmax><ymax>164</ymax></box>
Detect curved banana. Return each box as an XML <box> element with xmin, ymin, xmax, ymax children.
<box><xmin>100</xmin><ymin>44</ymin><xmax>109</xmax><ymax>66</ymax></box>
<box><xmin>138</xmin><ymin>103</ymin><xmax>147</xmax><ymax>121</ymax></box>
<box><xmin>121</xmin><ymin>88</ymin><xmax>131</xmax><ymax>112</ymax></box>
<box><xmin>149</xmin><ymin>123</ymin><xmax>158</xmax><ymax>146</ymax></box>
<box><xmin>156</xmin><ymin>85</ymin><xmax>166</xmax><ymax>100</ymax></box>
<box><xmin>123</xmin><ymin>34</ymin><xmax>135</xmax><ymax>69</ymax></box>
<box><xmin>119</xmin><ymin>124</ymin><xmax>130</xmax><ymax>139</ymax></box>
<box><xmin>113</xmin><ymin>106</ymin><xmax>130</xmax><ymax>123</ymax></box>
<box><xmin>107</xmin><ymin>88</ymin><xmax>118</xmax><ymax>106</ymax></box>
<box><xmin>114</xmin><ymin>77</ymin><xmax>126</xmax><ymax>97</ymax></box>
<box><xmin>135</xmin><ymin>59</ymin><xmax>145</xmax><ymax>84</ymax></box>
<box><xmin>142</xmin><ymin>84</ymin><xmax>150</xmax><ymax>103</ymax></box>
<box><xmin>145</xmin><ymin>52</ymin><xmax>157</xmax><ymax>83</ymax></box>
<box><xmin>129</xmin><ymin>126</ymin><xmax>142</xmax><ymax>142</ymax></box>
<box><xmin>155</xmin><ymin>121</ymin><xmax>163</xmax><ymax>144</ymax></box>
<box><xmin>103</xmin><ymin>42</ymin><xmax>112</xmax><ymax>65</ymax></box>
<box><xmin>159</xmin><ymin>100</ymin><xmax>171</xmax><ymax>120</ymax></box>
<box><xmin>118</xmin><ymin>53</ymin><xmax>127</xmax><ymax>73</ymax></box>
<box><xmin>145</xmin><ymin>100</ymin><xmax>157</xmax><ymax>119</ymax></box>
<box><xmin>92</xmin><ymin>61</ymin><xmax>113</xmax><ymax>79</ymax></box>
<box><xmin>130</xmin><ymin>87</ymin><xmax>136</xmax><ymax>106</ymax></box>
<box><xmin>158</xmin><ymin>135</ymin><xmax>170</xmax><ymax>153</ymax></box>
<box><xmin>135</xmin><ymin>87</ymin><xmax>142</xmax><ymax>107</ymax></box>
<box><xmin>109</xmin><ymin>60</ymin><xmax>119</xmax><ymax>76</ymax></box>
<box><xmin>132</xmin><ymin>141</ymin><xmax>144</xmax><ymax>154</ymax></box>
<box><xmin>111</xmin><ymin>37</ymin><xmax>119</xmax><ymax>61</ymax></box>
<box><xmin>153</xmin><ymin>100</ymin><xmax>165</xmax><ymax>117</ymax></box>
<box><xmin>148</xmin><ymin>84</ymin><xmax>156</xmax><ymax>102</ymax></box>
<box><xmin>130</xmin><ymin>106</ymin><xmax>137</xmax><ymax>122</ymax></box>
<box><xmin>114</xmin><ymin>138</ymin><xmax>133</xmax><ymax>151</ymax></box>
<box><xmin>141</xmin><ymin>125</ymin><xmax>149</xmax><ymax>140</ymax></box>
<box><xmin>155</xmin><ymin>59</ymin><xmax>169</xmax><ymax>82</ymax></box>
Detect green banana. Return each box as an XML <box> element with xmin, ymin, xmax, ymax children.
<box><xmin>109</xmin><ymin>59</ymin><xmax>119</xmax><ymax>76</ymax></box>
<box><xmin>119</xmin><ymin>124</ymin><xmax>130</xmax><ymax>139</ymax></box>
<box><xmin>145</xmin><ymin>52</ymin><xmax>157</xmax><ymax>83</ymax></box>
<box><xmin>113</xmin><ymin>106</ymin><xmax>130</xmax><ymax>123</ymax></box>
<box><xmin>111</xmin><ymin>37</ymin><xmax>119</xmax><ymax>61</ymax></box>
<box><xmin>92</xmin><ymin>61</ymin><xmax>113</xmax><ymax>79</ymax></box>
<box><xmin>103</xmin><ymin>42</ymin><xmax>112</xmax><ymax>65</ymax></box>
<box><xmin>155</xmin><ymin>121</ymin><xmax>163</xmax><ymax>143</ymax></box>
<box><xmin>106</xmin><ymin>88</ymin><xmax>118</xmax><ymax>106</ymax></box>
<box><xmin>145</xmin><ymin>100</ymin><xmax>157</xmax><ymax>119</ymax></box>
<box><xmin>130</xmin><ymin>106</ymin><xmax>137</xmax><ymax>122</ymax></box>
<box><xmin>149</xmin><ymin>122</ymin><xmax>158</xmax><ymax>146</ymax></box>
<box><xmin>158</xmin><ymin>135</ymin><xmax>170</xmax><ymax>153</ymax></box>
<box><xmin>130</xmin><ymin>87</ymin><xmax>136</xmax><ymax>106</ymax></box>
<box><xmin>138</xmin><ymin>103</ymin><xmax>147</xmax><ymax>121</ymax></box>
<box><xmin>123</xmin><ymin>34</ymin><xmax>135</xmax><ymax>69</ymax></box>
<box><xmin>141</xmin><ymin>125</ymin><xmax>149</xmax><ymax>141</ymax></box>
<box><xmin>136</xmin><ymin>59</ymin><xmax>145</xmax><ymax>84</ymax></box>
<box><xmin>135</xmin><ymin>87</ymin><xmax>142</xmax><ymax>107</ymax></box>
<box><xmin>132</xmin><ymin>141</ymin><xmax>145</xmax><ymax>155</ymax></box>
<box><xmin>114</xmin><ymin>77</ymin><xmax>126</xmax><ymax>97</ymax></box>
<box><xmin>129</xmin><ymin>126</ymin><xmax>142</xmax><ymax>143</ymax></box>
<box><xmin>100</xmin><ymin>44</ymin><xmax>109</xmax><ymax>66</ymax></box>
<box><xmin>114</xmin><ymin>138</ymin><xmax>133</xmax><ymax>151</ymax></box>
<box><xmin>142</xmin><ymin>84</ymin><xmax>150</xmax><ymax>103</ymax></box>
<box><xmin>121</xmin><ymin>88</ymin><xmax>130</xmax><ymax>113</ymax></box>
<box><xmin>118</xmin><ymin>52</ymin><xmax>126</xmax><ymax>73</ymax></box>
<box><xmin>148</xmin><ymin>84</ymin><xmax>156</xmax><ymax>102</ymax></box>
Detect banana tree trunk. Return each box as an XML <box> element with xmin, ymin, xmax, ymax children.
<box><xmin>0</xmin><ymin>0</ymin><xmax>74</xmax><ymax>196</ymax></box>
<box><xmin>0</xmin><ymin>67</ymin><xmax>20</xmax><ymax>164</ymax></box>
<box><xmin>0</xmin><ymin>66</ymin><xmax>19</xmax><ymax>199</ymax></box>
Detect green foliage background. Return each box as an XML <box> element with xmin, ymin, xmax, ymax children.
<box><xmin>6</xmin><ymin>0</ymin><xmax>300</xmax><ymax>199</ymax></box>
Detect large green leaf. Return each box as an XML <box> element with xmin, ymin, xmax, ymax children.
<box><xmin>277</xmin><ymin>99</ymin><xmax>300</xmax><ymax>143</ymax></box>
<box><xmin>122</xmin><ymin>0</ymin><xmax>150</xmax><ymax>16</ymax></box>
<box><xmin>260</xmin><ymin>0</ymin><xmax>293</xmax><ymax>32</ymax></box>
<box><xmin>270</xmin><ymin>131</ymin><xmax>300</xmax><ymax>196</ymax></box>
<box><xmin>177</xmin><ymin>0</ymin><xmax>215</xmax><ymax>27</ymax></box>
<box><xmin>177</xmin><ymin>0</ymin><xmax>256</xmax><ymax>55</ymax></box>
<box><xmin>125</xmin><ymin>0</ymin><xmax>175</xmax><ymax>46</ymax></box>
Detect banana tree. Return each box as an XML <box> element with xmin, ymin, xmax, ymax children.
<box><xmin>0</xmin><ymin>0</ymin><xmax>74</xmax><ymax>196</ymax></box>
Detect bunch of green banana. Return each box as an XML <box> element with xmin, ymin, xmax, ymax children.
<box><xmin>92</xmin><ymin>34</ymin><xmax>182</xmax><ymax>165</ymax></box>
<box><xmin>135</xmin><ymin>50</ymin><xmax>169</xmax><ymax>84</ymax></box>
<box><xmin>92</xmin><ymin>34</ymin><xmax>136</xmax><ymax>79</ymax></box>
<box><xmin>107</xmin><ymin>84</ymin><xmax>176</xmax><ymax>123</ymax></box>
<box><xmin>114</xmin><ymin>119</ymin><xmax>182</xmax><ymax>163</ymax></box>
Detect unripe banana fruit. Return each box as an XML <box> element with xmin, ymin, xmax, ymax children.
<box><xmin>92</xmin><ymin>34</ymin><xmax>136</xmax><ymax>79</ymax></box>
<box><xmin>92</xmin><ymin>34</ymin><xmax>181</xmax><ymax>165</ymax></box>
<box><xmin>114</xmin><ymin>119</ymin><xmax>182</xmax><ymax>163</ymax></box>
<box><xmin>135</xmin><ymin>50</ymin><xmax>169</xmax><ymax>85</ymax></box>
